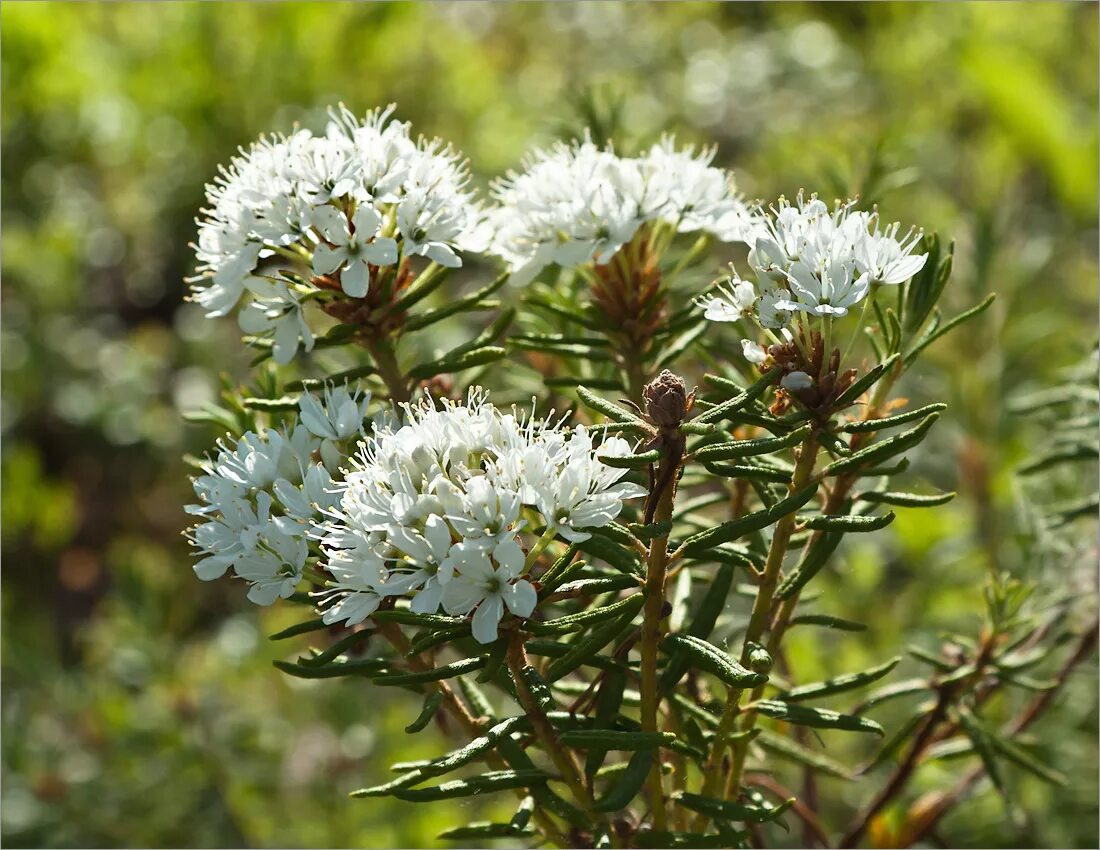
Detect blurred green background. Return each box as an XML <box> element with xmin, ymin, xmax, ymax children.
<box><xmin>2</xmin><ymin>2</ymin><xmax>1097</xmax><ymax>847</ymax></box>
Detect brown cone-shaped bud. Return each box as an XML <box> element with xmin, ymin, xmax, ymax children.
<box><xmin>643</xmin><ymin>369</ymin><xmax>693</xmax><ymax>427</ymax></box>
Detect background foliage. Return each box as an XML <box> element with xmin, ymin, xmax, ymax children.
<box><xmin>2</xmin><ymin>2</ymin><xmax>1096</xmax><ymax>847</ymax></box>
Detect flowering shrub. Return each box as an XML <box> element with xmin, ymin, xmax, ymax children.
<box><xmin>182</xmin><ymin>104</ymin><xmax>1088</xmax><ymax>848</ymax></box>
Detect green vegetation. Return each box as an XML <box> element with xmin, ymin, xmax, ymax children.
<box><xmin>3</xmin><ymin>3</ymin><xmax>1096</xmax><ymax>847</ymax></box>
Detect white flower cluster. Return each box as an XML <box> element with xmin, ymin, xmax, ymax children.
<box><xmin>186</xmin><ymin>386</ymin><xmax>371</xmax><ymax>604</ymax></box>
<box><xmin>702</xmin><ymin>193</ymin><xmax>928</xmax><ymax>343</ymax></box>
<box><xmin>317</xmin><ymin>390</ymin><xmax>647</xmax><ymax>644</ymax></box>
<box><xmin>191</xmin><ymin>105</ymin><xmax>487</xmax><ymax>363</ymax></box>
<box><xmin>488</xmin><ymin>135</ymin><xmax>759</xmax><ymax>285</ymax></box>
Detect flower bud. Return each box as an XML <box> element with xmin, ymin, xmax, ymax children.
<box><xmin>643</xmin><ymin>369</ymin><xmax>693</xmax><ymax>427</ymax></box>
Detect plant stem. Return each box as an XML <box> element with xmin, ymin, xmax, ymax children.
<box><xmin>367</xmin><ymin>336</ymin><xmax>411</xmax><ymax>404</ymax></box>
<box><xmin>505</xmin><ymin>635</ymin><xmax>599</xmax><ymax>819</ymax></box>
<box><xmin>524</xmin><ymin>526</ymin><xmax>559</xmax><ymax>573</ymax></box>
<box><xmin>639</xmin><ymin>466</ymin><xmax>678</xmax><ymax>831</ymax></box>
<box><xmin>692</xmin><ymin>430</ymin><xmax>819</xmax><ymax>831</ymax></box>
<box><xmin>899</xmin><ymin>618</ymin><xmax>1098</xmax><ymax>847</ymax></box>
<box><xmin>378</xmin><ymin>623</ymin><xmax>571</xmax><ymax>847</ymax></box>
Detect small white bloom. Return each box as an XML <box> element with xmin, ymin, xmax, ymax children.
<box><xmin>310</xmin><ymin>204</ymin><xmax>398</xmax><ymax>297</ymax></box>
<box><xmin>489</xmin><ymin>134</ymin><xmax>758</xmax><ymax>284</ymax></box>
<box><xmin>441</xmin><ymin>538</ymin><xmax>536</xmax><ymax>644</ymax></box>
<box><xmin>238</xmin><ymin>281</ymin><xmax>314</xmax><ymax>364</ymax></box>
<box><xmin>742</xmin><ymin>340</ymin><xmax>768</xmax><ymax>364</ymax></box>
<box><xmin>701</xmin><ymin>277</ymin><xmax>757</xmax><ymax>323</ymax></box>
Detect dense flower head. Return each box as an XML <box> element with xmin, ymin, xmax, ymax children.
<box><xmin>190</xmin><ymin>104</ymin><xmax>487</xmax><ymax>363</ymax></box>
<box><xmin>701</xmin><ymin>192</ymin><xmax>928</xmax><ymax>359</ymax></box>
<box><xmin>488</xmin><ymin>134</ymin><xmax>759</xmax><ymax>285</ymax></box>
<box><xmin>185</xmin><ymin>385</ymin><xmax>370</xmax><ymax>604</ymax></box>
<box><xmin>316</xmin><ymin>389</ymin><xmax>647</xmax><ymax>643</ymax></box>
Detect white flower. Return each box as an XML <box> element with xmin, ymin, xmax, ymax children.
<box><xmin>238</xmin><ymin>280</ymin><xmax>314</xmax><ymax>364</ymax></box>
<box><xmin>315</xmin><ymin>389</ymin><xmax>646</xmax><ymax>633</ymax></box>
<box><xmin>191</xmin><ymin>104</ymin><xmax>485</xmax><ymax>349</ymax></box>
<box><xmin>298</xmin><ymin>384</ymin><xmax>371</xmax><ymax>469</ymax></box>
<box><xmin>186</xmin><ymin>424</ymin><xmax>330</xmax><ymax>605</ymax></box>
<box><xmin>780</xmin><ymin>256</ymin><xmax>870</xmax><ymax>317</ymax></box>
<box><xmin>850</xmin><ymin>218</ymin><xmax>927</xmax><ymax>285</ymax></box>
<box><xmin>742</xmin><ymin>340</ymin><xmax>768</xmax><ymax>364</ymax></box>
<box><xmin>489</xmin><ymin>135</ymin><xmax>757</xmax><ymax>285</ymax></box>
<box><xmin>441</xmin><ymin>538</ymin><xmax>536</xmax><ymax>644</ymax></box>
<box><xmin>701</xmin><ymin>276</ymin><xmax>758</xmax><ymax>323</ymax></box>
<box><xmin>703</xmin><ymin>192</ymin><xmax>927</xmax><ymax>335</ymax></box>
<box><xmin>310</xmin><ymin>204</ymin><xmax>398</xmax><ymax>297</ymax></box>
<box><xmin>635</xmin><ymin>136</ymin><xmax>757</xmax><ymax>241</ymax></box>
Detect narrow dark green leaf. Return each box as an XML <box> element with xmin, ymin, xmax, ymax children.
<box><xmin>560</xmin><ymin>729</ymin><xmax>676</xmax><ymax>750</ymax></box>
<box><xmin>285</xmin><ymin>364</ymin><xmax>378</xmax><ymax>392</ymax></box>
<box><xmin>598</xmin><ymin>449</ymin><xmax>661</xmax><ymax>469</ymax></box>
<box><xmin>408</xmin><ymin>345</ymin><xmax>506</xmax><ymax>380</ymax></box>
<box><xmin>756</xmin><ymin>730</ymin><xmax>855</xmax><ymax>780</ymax></box>
<box><xmin>372</xmin><ymin>610</ymin><xmax>466</xmax><ymax>628</ymax></box>
<box><xmin>661</xmin><ymin>634</ymin><xmax>768</xmax><ymax>689</ymax></box>
<box><xmin>542</xmin><ymin>597</ymin><xmax>643</xmax><ymax>681</ymax></box>
<box><xmin>753</xmin><ymin>700</ymin><xmax>884</xmax><ymax>735</ymax></box>
<box><xmin>776</xmin><ymin>531</ymin><xmax>843</xmax><ymax>600</ymax></box>
<box><xmin>799</xmin><ymin>511</ymin><xmax>895</xmax><ymax>532</ymax></box>
<box><xmin>694</xmin><ymin>425</ymin><xmax>812</xmax><ymax>463</ymax></box>
<box><xmin>832</xmin><ymin>354</ymin><xmax>900</xmax><ymax>408</ymax></box>
<box><xmin>528</xmin><ymin>593</ymin><xmax>646</xmax><ymax>636</ymax></box>
<box><xmin>405</xmin><ymin>692</ymin><xmax>445</xmax><ymax>734</ymax></box>
<box><xmin>956</xmin><ymin>706</ymin><xmax>1007</xmax><ymax>796</ymax></box>
<box><xmin>674</xmin><ymin>791</ymin><xmax>796</xmax><ymax>823</ymax></box>
<box><xmin>374</xmin><ymin>656</ymin><xmax>486</xmax><ymax>685</ymax></box>
<box><xmin>437</xmin><ymin>822</ymin><xmax>534</xmax><ymax>841</ymax></box>
<box><xmin>853</xmin><ymin>678</ymin><xmax>932</xmax><ymax>713</ymax></box>
<box><xmin>418</xmin><ymin>716</ymin><xmax>527</xmax><ymax>779</ymax></box>
<box><xmin>702</xmin><ymin>461</ymin><xmax>792</xmax><ymax>484</ymax></box>
<box><xmin>585</xmin><ymin>668</ymin><xmax>627</xmax><ymax>778</ymax></box>
<box><xmin>518</xmin><ymin>664</ymin><xmax>554</xmax><ymax>710</ymax></box>
<box><xmin>269</xmin><ymin>617</ymin><xmax>327</xmax><ymax>640</ymax></box>
<box><xmin>782</xmin><ymin>656</ymin><xmax>901</xmax><ymax>702</ymax></box>
<box><xmin>857</xmin><ymin>490</ymin><xmax>955</xmax><ymax>508</ymax></box>
<box><xmin>696</xmin><ymin>368</ymin><xmax>782</xmax><ymax>424</ymax></box>
<box><xmin>273</xmin><ymin>657</ymin><xmax>388</xmax><ymax>679</ymax></box>
<box><xmin>840</xmin><ymin>403</ymin><xmax>947</xmax><ymax>433</ymax></box>
<box><xmin>389</xmin><ymin>769</ymin><xmax>549</xmax><ymax>801</ymax></box>
<box><xmin>551</xmin><ymin>575</ymin><xmax>641</xmax><ymax>597</ymax></box>
<box><xmin>301</xmin><ymin>629</ymin><xmax>373</xmax><ymax>667</ymax></box>
<box><xmin>788</xmin><ymin>614</ymin><xmax>866</xmax><ymax>632</ymax></box>
<box><xmin>576</xmin><ymin>385</ymin><xmax>652</xmax><ymax>431</ymax></box>
<box><xmin>594</xmin><ymin>748</ymin><xmax>654</xmax><ymax>812</ymax></box>
<box><xmin>575</xmin><ymin>535</ymin><xmax>644</xmax><ymax>576</ymax></box>
<box><xmin>977</xmin><ymin>718</ymin><xmax>1068</xmax><ymax>785</ymax></box>
<box><xmin>659</xmin><ymin>560</ymin><xmax>733</xmax><ymax>691</ymax></box>
<box><xmin>404</xmin><ymin>272</ymin><xmax>508</xmax><ymax>332</ymax></box>
<box><xmin>241</xmin><ymin>395</ymin><xmax>299</xmax><ymax>411</ymax></box>
<box><xmin>350</xmin><ymin>770</ymin><xmax>428</xmax><ymax>798</ymax></box>
<box><xmin>678</xmin><ymin>482</ymin><xmax>819</xmax><ymax>557</ymax></box>
<box><xmin>904</xmin><ymin>293</ymin><xmax>996</xmax><ymax>366</ymax></box>
<box><xmin>822</xmin><ymin>413</ymin><xmax>940</xmax><ymax>477</ymax></box>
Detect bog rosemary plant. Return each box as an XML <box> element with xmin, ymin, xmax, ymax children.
<box><xmin>182</xmin><ymin>104</ymin><xmax>1090</xmax><ymax>848</ymax></box>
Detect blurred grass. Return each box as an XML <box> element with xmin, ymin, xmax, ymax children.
<box><xmin>2</xmin><ymin>2</ymin><xmax>1097</xmax><ymax>847</ymax></box>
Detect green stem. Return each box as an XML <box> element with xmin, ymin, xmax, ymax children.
<box><xmin>640</xmin><ymin>472</ymin><xmax>678</xmax><ymax>831</ymax></box>
<box><xmin>524</xmin><ymin>527</ymin><xmax>559</xmax><ymax>573</ymax></box>
<box><xmin>380</xmin><ymin>624</ymin><xmax>571</xmax><ymax>847</ymax></box>
<box><xmin>506</xmin><ymin>636</ymin><xmax>599</xmax><ymax>820</ymax></box>
<box><xmin>367</xmin><ymin>336</ymin><xmax>411</xmax><ymax>404</ymax></box>
<box><xmin>692</xmin><ymin>430</ymin><xmax>819</xmax><ymax>832</ymax></box>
